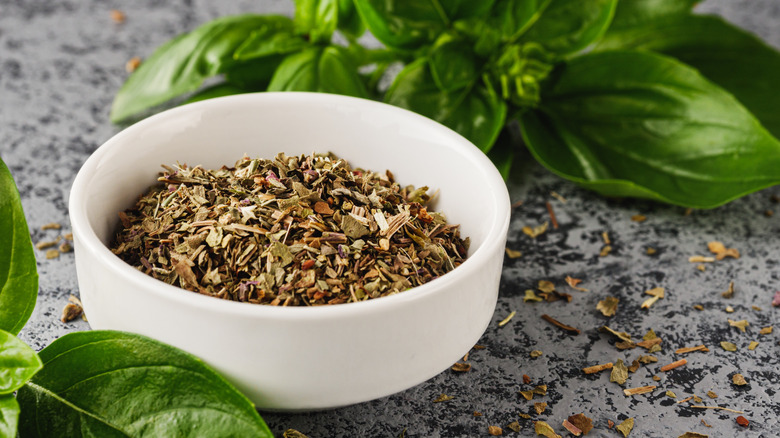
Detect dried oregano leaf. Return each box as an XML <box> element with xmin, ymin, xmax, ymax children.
<box><xmin>720</xmin><ymin>341</ymin><xmax>737</xmax><ymax>352</ymax></box>
<box><xmin>616</xmin><ymin>418</ymin><xmax>634</xmax><ymax>437</ymax></box>
<box><xmin>732</xmin><ymin>374</ymin><xmax>747</xmax><ymax>386</ymax></box>
<box><xmin>728</xmin><ymin>319</ymin><xmax>749</xmax><ymax>332</ymax></box>
<box><xmin>610</xmin><ymin>359</ymin><xmax>628</xmax><ymax>385</ymax></box>
<box><xmin>597</xmin><ymin>296</ymin><xmax>619</xmax><ymax>317</ymax></box>
<box><xmin>678</xmin><ymin>433</ymin><xmax>709</xmax><ymax>438</ymax></box>
<box><xmin>566</xmin><ymin>413</ymin><xmax>593</xmax><ymax>435</ymax></box>
<box><xmin>534</xmin><ymin>421</ymin><xmax>561</xmax><ymax>438</ymax></box>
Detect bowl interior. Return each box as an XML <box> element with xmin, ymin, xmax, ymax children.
<box><xmin>78</xmin><ymin>92</ymin><xmax>505</xmax><ymax>290</ymax></box>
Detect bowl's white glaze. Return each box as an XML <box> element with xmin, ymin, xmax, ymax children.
<box><xmin>69</xmin><ymin>92</ymin><xmax>510</xmax><ymax>410</ymax></box>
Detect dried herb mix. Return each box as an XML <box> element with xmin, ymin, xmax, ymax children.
<box><xmin>111</xmin><ymin>153</ymin><xmax>469</xmax><ymax>306</ymax></box>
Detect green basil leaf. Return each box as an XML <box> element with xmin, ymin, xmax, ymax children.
<box><xmin>353</xmin><ymin>0</ymin><xmax>495</xmax><ymax>51</ymax></box>
<box><xmin>521</xmin><ymin>50</ymin><xmax>780</xmax><ymax>208</ymax></box>
<box><xmin>488</xmin><ymin>126</ymin><xmax>521</xmax><ymax>180</ymax></box>
<box><xmin>224</xmin><ymin>55</ymin><xmax>288</xmax><ymax>89</ymax></box>
<box><xmin>386</xmin><ymin>59</ymin><xmax>506</xmax><ymax>152</ymax></box>
<box><xmin>0</xmin><ymin>329</ymin><xmax>42</xmax><ymax>394</ymax></box>
<box><xmin>429</xmin><ymin>38</ymin><xmax>479</xmax><ymax>92</ymax></box>
<box><xmin>0</xmin><ymin>395</ymin><xmax>19</xmax><ymax>438</ymax></box>
<box><xmin>0</xmin><ymin>159</ymin><xmax>37</xmax><ymax>336</ymax></box>
<box><xmin>110</xmin><ymin>15</ymin><xmax>289</xmax><ymax>123</ymax></box>
<box><xmin>17</xmin><ymin>331</ymin><xmax>272</xmax><ymax>437</ymax></box>
<box><xmin>607</xmin><ymin>0</ymin><xmax>698</xmax><ymax>30</ymax></box>
<box><xmin>491</xmin><ymin>0</ymin><xmax>550</xmax><ymax>41</ymax></box>
<box><xmin>234</xmin><ymin>31</ymin><xmax>305</xmax><ymax>61</ymax></box>
<box><xmin>294</xmin><ymin>0</ymin><xmax>338</xmax><ymax>43</ymax></box>
<box><xmin>522</xmin><ymin>0</ymin><xmax>617</xmax><ymax>55</ymax></box>
<box><xmin>597</xmin><ymin>14</ymin><xmax>780</xmax><ymax>140</ymax></box>
<box><xmin>337</xmin><ymin>0</ymin><xmax>366</xmax><ymax>39</ymax></box>
<box><xmin>268</xmin><ymin>46</ymin><xmax>368</xmax><ymax>97</ymax></box>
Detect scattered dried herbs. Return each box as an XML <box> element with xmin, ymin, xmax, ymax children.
<box><xmin>561</xmin><ymin>419</ymin><xmax>582</xmax><ymax>436</ymax></box>
<box><xmin>583</xmin><ymin>363</ymin><xmax>613</xmax><ymax>375</ymax></box>
<box><xmin>542</xmin><ymin>314</ymin><xmax>580</xmax><ymax>335</ymax></box>
<box><xmin>638</xmin><ymin>355</ymin><xmax>658</xmax><ymax>364</ymax></box>
<box><xmin>666</xmin><ymin>390</ymin><xmax>677</xmax><ymax>399</ymax></box>
<box><xmin>736</xmin><ymin>416</ymin><xmax>750</xmax><ymax>428</ymax></box>
<box><xmin>627</xmin><ymin>359</ymin><xmax>641</xmax><ymax>373</ymax></box>
<box><xmin>505</xmin><ymin>248</ymin><xmax>522</xmax><ymax>259</ymax></box>
<box><xmin>597</xmin><ymin>296</ymin><xmax>619</xmax><ymax>317</ymax></box>
<box><xmin>534</xmin><ymin>402</ymin><xmax>547</xmax><ymax>415</ymax></box>
<box><xmin>693</xmin><ymin>304</ymin><xmax>704</xmax><ymax>311</ymax></box>
<box><xmin>688</xmin><ymin>256</ymin><xmax>715</xmax><ymax>263</ymax></box>
<box><xmin>623</xmin><ymin>385</ymin><xmax>656</xmax><ymax>396</ymax></box>
<box><xmin>433</xmin><ymin>394</ymin><xmax>453</xmax><ymax>403</ymax></box>
<box><xmin>675</xmin><ymin>345</ymin><xmax>708</xmax><ymax>354</ymax></box>
<box><xmin>451</xmin><ymin>362</ymin><xmax>471</xmax><ymax>372</ymax></box>
<box><xmin>760</xmin><ymin>326</ymin><xmax>773</xmax><ymax>335</ymax></box>
<box><xmin>599</xmin><ymin>245</ymin><xmax>612</xmax><ymax>257</ymax></box>
<box><xmin>110</xmin><ymin>9</ymin><xmax>126</xmax><ymax>23</ymax></box>
<box><xmin>530</xmin><ymin>350</ymin><xmax>543</xmax><ymax>358</ymax></box>
<box><xmin>610</xmin><ymin>359</ymin><xmax>628</xmax><ymax>385</ymax></box>
<box><xmin>45</xmin><ymin>249</ymin><xmax>59</xmax><ymax>259</ymax></box>
<box><xmin>720</xmin><ymin>341</ymin><xmax>737</xmax><ymax>352</ymax></box>
<box><xmin>545</xmin><ymin>202</ymin><xmax>559</xmax><ymax>229</ymax></box>
<box><xmin>690</xmin><ymin>405</ymin><xmax>744</xmax><ymax>413</ymax></box>
<box><xmin>645</xmin><ymin>247</ymin><xmax>656</xmax><ymax>255</ymax></box>
<box><xmin>283</xmin><ymin>430</ymin><xmax>309</xmax><ymax>438</ymax></box>
<box><xmin>566</xmin><ymin>414</ymin><xmax>593</xmax><ymax>435</ymax></box>
<box><xmin>641</xmin><ymin>287</ymin><xmax>665</xmax><ymax>309</ymax></box>
<box><xmin>523</xmin><ymin>374</ymin><xmax>531</xmax><ymax>384</ymax></box>
<box><xmin>725</xmin><ymin>305</ymin><xmax>735</xmax><ymax>313</ymax></box>
<box><xmin>678</xmin><ymin>433</ymin><xmax>708</xmax><ymax>438</ymax></box>
<box><xmin>706</xmin><ymin>391</ymin><xmax>717</xmax><ymax>399</ymax></box>
<box><xmin>524</xmin><ymin>289</ymin><xmax>543</xmax><ymax>302</ymax></box>
<box><xmin>499</xmin><ymin>311</ymin><xmax>517</xmax><ymax>327</ymax></box>
<box><xmin>722</xmin><ymin>282</ymin><xmax>735</xmax><ymax>299</ymax></box>
<box><xmin>60</xmin><ymin>295</ymin><xmax>83</xmax><ymax>323</ymax></box>
<box><xmin>488</xmin><ymin>425</ymin><xmax>503</xmax><ymax>436</ymax></box>
<box><xmin>631</xmin><ymin>215</ymin><xmax>646</xmax><ymax>222</ymax></box>
<box><xmin>550</xmin><ymin>192</ymin><xmax>566</xmax><ymax>203</ymax></box>
<box><xmin>616</xmin><ymin>418</ymin><xmax>634</xmax><ymax>437</ymax></box>
<box><xmin>728</xmin><ymin>319</ymin><xmax>749</xmax><ymax>332</ymax></box>
<box><xmin>523</xmin><ymin>222</ymin><xmax>549</xmax><ymax>239</ymax></box>
<box><xmin>564</xmin><ymin>276</ymin><xmax>588</xmax><ymax>292</ymax></box>
<box><xmin>660</xmin><ymin>359</ymin><xmax>687</xmax><ymax>372</ymax></box>
<box><xmin>507</xmin><ymin>421</ymin><xmax>521</xmax><ymax>432</ymax></box>
<box><xmin>41</xmin><ymin>222</ymin><xmax>61</xmax><ymax>230</ymax></box>
<box><xmin>707</xmin><ymin>241</ymin><xmax>740</xmax><ymax>260</ymax></box>
<box><xmin>111</xmin><ymin>153</ymin><xmax>469</xmax><ymax>306</ymax></box>
<box><xmin>534</xmin><ymin>421</ymin><xmax>561</xmax><ymax>438</ymax></box>
<box><xmin>732</xmin><ymin>373</ymin><xmax>747</xmax><ymax>386</ymax></box>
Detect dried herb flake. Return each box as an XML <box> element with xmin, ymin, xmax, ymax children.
<box><xmin>616</xmin><ymin>418</ymin><xmax>634</xmax><ymax>437</ymax></box>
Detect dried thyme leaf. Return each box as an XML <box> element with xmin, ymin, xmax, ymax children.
<box><xmin>601</xmin><ymin>326</ymin><xmax>633</xmax><ymax>343</ymax></box>
<box><xmin>532</xmin><ymin>385</ymin><xmax>547</xmax><ymax>396</ymax></box>
<box><xmin>534</xmin><ymin>421</ymin><xmax>561</xmax><ymax>438</ymax></box>
<box><xmin>534</xmin><ymin>402</ymin><xmax>547</xmax><ymax>415</ymax></box>
<box><xmin>720</xmin><ymin>341</ymin><xmax>737</xmax><ymax>352</ymax></box>
<box><xmin>693</xmin><ymin>304</ymin><xmax>704</xmax><ymax>311</ymax></box>
<box><xmin>728</xmin><ymin>319</ymin><xmax>749</xmax><ymax>332</ymax></box>
<box><xmin>610</xmin><ymin>359</ymin><xmax>628</xmax><ymax>385</ymax></box>
<box><xmin>45</xmin><ymin>249</ymin><xmax>59</xmax><ymax>259</ymax></box>
<box><xmin>566</xmin><ymin>413</ymin><xmax>593</xmax><ymax>435</ymax></box>
<box><xmin>708</xmin><ymin>241</ymin><xmax>740</xmax><ymax>260</ymax></box>
<box><xmin>638</xmin><ymin>355</ymin><xmax>658</xmax><ymax>364</ymax></box>
<box><xmin>530</xmin><ymin>350</ymin><xmax>543</xmax><ymax>358</ymax></box>
<box><xmin>599</xmin><ymin>245</ymin><xmax>612</xmax><ymax>257</ymax></box>
<box><xmin>35</xmin><ymin>239</ymin><xmax>60</xmax><ymax>250</ymax></box>
<box><xmin>597</xmin><ymin>296</ymin><xmax>619</xmax><ymax>317</ymax></box>
<box><xmin>518</xmin><ymin>413</ymin><xmax>532</xmax><ymax>419</ymax></box>
<box><xmin>451</xmin><ymin>362</ymin><xmax>471</xmax><ymax>372</ymax></box>
<box><xmin>666</xmin><ymin>390</ymin><xmax>677</xmax><ymax>399</ymax></box>
<box><xmin>283</xmin><ymin>429</ymin><xmax>309</xmax><ymax>438</ymax></box>
<box><xmin>488</xmin><ymin>425</ymin><xmax>503</xmax><ymax>436</ymax></box>
<box><xmin>759</xmin><ymin>326</ymin><xmax>773</xmax><ymax>335</ymax></box>
<box><xmin>505</xmin><ymin>248</ymin><xmax>523</xmax><ymax>259</ymax></box>
<box><xmin>524</xmin><ymin>290</ymin><xmax>543</xmax><ymax>302</ymax></box>
<box><xmin>732</xmin><ymin>374</ymin><xmax>747</xmax><ymax>386</ymax></box>
<box><xmin>616</xmin><ymin>418</ymin><xmax>634</xmax><ymax>437</ymax></box>
<box><xmin>538</xmin><ymin>280</ymin><xmax>555</xmax><ymax>293</ymax></box>
<box><xmin>706</xmin><ymin>391</ymin><xmax>717</xmax><ymax>399</ymax></box>
<box><xmin>523</xmin><ymin>222</ymin><xmax>549</xmax><ymax>239</ymax></box>
<box><xmin>564</xmin><ymin>276</ymin><xmax>589</xmax><ymax>292</ymax></box>
<box><xmin>693</xmin><ymin>395</ymin><xmax>703</xmax><ymax>403</ymax></box>
<box><xmin>678</xmin><ymin>433</ymin><xmax>708</xmax><ymax>438</ymax></box>
<box><xmin>520</xmin><ymin>391</ymin><xmax>534</xmax><ymax>401</ymax></box>
<box><xmin>507</xmin><ymin>421</ymin><xmax>521</xmax><ymax>432</ymax></box>
<box><xmin>645</xmin><ymin>247</ymin><xmax>656</xmax><ymax>255</ymax></box>
<box><xmin>499</xmin><ymin>311</ymin><xmax>516</xmax><ymax>327</ymax></box>
<box><xmin>433</xmin><ymin>394</ymin><xmax>453</xmax><ymax>403</ymax></box>
<box><xmin>627</xmin><ymin>360</ymin><xmax>641</xmax><ymax>373</ymax></box>
<box><xmin>722</xmin><ymin>282</ymin><xmax>735</xmax><ymax>299</ymax></box>
<box><xmin>602</xmin><ymin>231</ymin><xmax>611</xmax><ymax>245</ymax></box>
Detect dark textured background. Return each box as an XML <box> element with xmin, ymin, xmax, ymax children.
<box><xmin>1</xmin><ymin>1</ymin><xmax>778</xmax><ymax>437</ymax></box>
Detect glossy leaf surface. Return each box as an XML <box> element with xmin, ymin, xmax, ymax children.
<box><xmin>268</xmin><ymin>46</ymin><xmax>368</xmax><ymax>97</ymax></box>
<box><xmin>522</xmin><ymin>0</ymin><xmax>617</xmax><ymax>55</ymax></box>
<box><xmin>0</xmin><ymin>329</ymin><xmax>41</xmax><ymax>395</ymax></box>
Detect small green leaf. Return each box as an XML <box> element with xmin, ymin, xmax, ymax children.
<box><xmin>491</xmin><ymin>0</ymin><xmax>551</xmax><ymax>41</ymax></box>
<box><xmin>353</xmin><ymin>0</ymin><xmax>495</xmax><ymax>51</ymax></box>
<box><xmin>522</xmin><ymin>0</ymin><xmax>617</xmax><ymax>55</ymax></box>
<box><xmin>17</xmin><ymin>331</ymin><xmax>272</xmax><ymax>437</ymax></box>
<box><xmin>429</xmin><ymin>38</ymin><xmax>479</xmax><ymax>92</ymax></box>
<box><xmin>520</xmin><ymin>50</ymin><xmax>780</xmax><ymax>208</ymax></box>
<box><xmin>386</xmin><ymin>59</ymin><xmax>506</xmax><ymax>152</ymax></box>
<box><xmin>0</xmin><ymin>329</ymin><xmax>42</xmax><ymax>394</ymax></box>
<box><xmin>606</xmin><ymin>0</ymin><xmax>698</xmax><ymax>31</ymax></box>
<box><xmin>337</xmin><ymin>0</ymin><xmax>366</xmax><ymax>39</ymax></box>
<box><xmin>0</xmin><ymin>395</ymin><xmax>19</xmax><ymax>438</ymax></box>
<box><xmin>110</xmin><ymin>15</ymin><xmax>291</xmax><ymax>123</ymax></box>
<box><xmin>597</xmin><ymin>14</ymin><xmax>780</xmax><ymax>140</ymax></box>
<box><xmin>294</xmin><ymin>0</ymin><xmax>338</xmax><ymax>43</ymax></box>
<box><xmin>0</xmin><ymin>158</ymin><xmax>38</xmax><ymax>336</ymax></box>
<box><xmin>224</xmin><ymin>54</ymin><xmax>288</xmax><ymax>89</ymax></box>
<box><xmin>268</xmin><ymin>46</ymin><xmax>368</xmax><ymax>98</ymax></box>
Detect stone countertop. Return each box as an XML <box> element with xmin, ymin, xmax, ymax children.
<box><xmin>1</xmin><ymin>1</ymin><xmax>778</xmax><ymax>436</ymax></box>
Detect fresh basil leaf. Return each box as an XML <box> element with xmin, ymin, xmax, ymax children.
<box><xmin>0</xmin><ymin>159</ymin><xmax>37</xmax><ymax>336</ymax></box>
<box><xmin>597</xmin><ymin>14</ymin><xmax>780</xmax><ymax>140</ymax></box>
<box><xmin>607</xmin><ymin>0</ymin><xmax>698</xmax><ymax>30</ymax></box>
<box><xmin>17</xmin><ymin>331</ymin><xmax>272</xmax><ymax>437</ymax></box>
<box><xmin>520</xmin><ymin>50</ymin><xmax>780</xmax><ymax>209</ymax></box>
<box><xmin>386</xmin><ymin>59</ymin><xmax>506</xmax><ymax>152</ymax></box>
<box><xmin>522</xmin><ymin>0</ymin><xmax>617</xmax><ymax>55</ymax></box>
<box><xmin>338</xmin><ymin>0</ymin><xmax>365</xmax><ymax>39</ymax></box>
<box><xmin>0</xmin><ymin>395</ymin><xmax>19</xmax><ymax>438</ymax></box>
<box><xmin>491</xmin><ymin>0</ymin><xmax>551</xmax><ymax>41</ymax></box>
<box><xmin>488</xmin><ymin>126</ymin><xmax>521</xmax><ymax>180</ymax></box>
<box><xmin>110</xmin><ymin>15</ymin><xmax>290</xmax><ymax>123</ymax></box>
<box><xmin>353</xmin><ymin>0</ymin><xmax>495</xmax><ymax>51</ymax></box>
<box><xmin>268</xmin><ymin>46</ymin><xmax>368</xmax><ymax>97</ymax></box>
<box><xmin>0</xmin><ymin>329</ymin><xmax>42</xmax><ymax>394</ymax></box>
<box><xmin>234</xmin><ymin>30</ymin><xmax>306</xmax><ymax>61</ymax></box>
<box><xmin>294</xmin><ymin>0</ymin><xmax>338</xmax><ymax>43</ymax></box>
<box><xmin>224</xmin><ymin>54</ymin><xmax>288</xmax><ymax>89</ymax></box>
<box><xmin>429</xmin><ymin>38</ymin><xmax>479</xmax><ymax>92</ymax></box>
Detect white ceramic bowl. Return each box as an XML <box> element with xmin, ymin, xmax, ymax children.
<box><xmin>69</xmin><ymin>92</ymin><xmax>510</xmax><ymax>410</ymax></box>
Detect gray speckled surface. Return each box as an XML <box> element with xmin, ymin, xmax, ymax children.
<box><xmin>1</xmin><ymin>1</ymin><xmax>778</xmax><ymax>436</ymax></box>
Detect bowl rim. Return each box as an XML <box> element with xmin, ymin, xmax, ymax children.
<box><xmin>69</xmin><ymin>92</ymin><xmax>510</xmax><ymax>320</ymax></box>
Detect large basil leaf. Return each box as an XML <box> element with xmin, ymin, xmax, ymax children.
<box><xmin>520</xmin><ymin>50</ymin><xmax>780</xmax><ymax>208</ymax></box>
<box><xmin>521</xmin><ymin>0</ymin><xmax>617</xmax><ymax>56</ymax></box>
<box><xmin>429</xmin><ymin>38</ymin><xmax>479</xmax><ymax>92</ymax></box>
<box><xmin>491</xmin><ymin>0</ymin><xmax>550</xmax><ymax>41</ymax></box>
<box><xmin>607</xmin><ymin>0</ymin><xmax>698</xmax><ymax>30</ymax></box>
<box><xmin>0</xmin><ymin>159</ymin><xmax>37</xmax><ymax>336</ymax></box>
<box><xmin>268</xmin><ymin>46</ymin><xmax>368</xmax><ymax>97</ymax></box>
<box><xmin>0</xmin><ymin>329</ymin><xmax>42</xmax><ymax>394</ymax></box>
<box><xmin>294</xmin><ymin>0</ymin><xmax>338</xmax><ymax>43</ymax></box>
<box><xmin>353</xmin><ymin>0</ymin><xmax>495</xmax><ymax>51</ymax></box>
<box><xmin>0</xmin><ymin>396</ymin><xmax>19</xmax><ymax>438</ymax></box>
<box><xmin>234</xmin><ymin>30</ymin><xmax>304</xmax><ymax>61</ymax></box>
<box><xmin>17</xmin><ymin>331</ymin><xmax>272</xmax><ymax>437</ymax></box>
<box><xmin>110</xmin><ymin>15</ymin><xmax>290</xmax><ymax>123</ymax></box>
<box><xmin>386</xmin><ymin>59</ymin><xmax>506</xmax><ymax>152</ymax></box>
<box><xmin>597</xmin><ymin>14</ymin><xmax>780</xmax><ymax>140</ymax></box>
